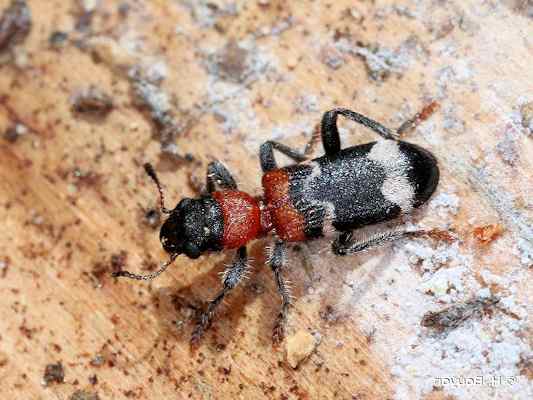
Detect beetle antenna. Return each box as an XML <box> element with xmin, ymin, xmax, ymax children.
<box><xmin>396</xmin><ymin>101</ymin><xmax>440</xmax><ymax>136</ymax></box>
<box><xmin>112</xmin><ymin>254</ymin><xmax>178</xmax><ymax>281</ymax></box>
<box><xmin>144</xmin><ymin>162</ymin><xmax>171</xmax><ymax>214</ymax></box>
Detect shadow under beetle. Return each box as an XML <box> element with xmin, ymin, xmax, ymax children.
<box><xmin>114</xmin><ymin>107</ymin><xmax>443</xmax><ymax>344</ymax></box>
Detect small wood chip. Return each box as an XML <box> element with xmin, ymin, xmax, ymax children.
<box><xmin>71</xmin><ymin>86</ymin><xmax>113</xmax><ymax>117</ymax></box>
<box><xmin>70</xmin><ymin>390</ymin><xmax>100</xmax><ymax>400</ymax></box>
<box><xmin>0</xmin><ymin>0</ymin><xmax>32</xmax><ymax>53</ymax></box>
<box><xmin>520</xmin><ymin>102</ymin><xmax>533</xmax><ymax>129</ymax></box>
<box><xmin>42</xmin><ymin>362</ymin><xmax>65</xmax><ymax>386</ymax></box>
<box><xmin>473</xmin><ymin>224</ymin><xmax>503</xmax><ymax>245</ymax></box>
<box><xmin>286</xmin><ymin>330</ymin><xmax>317</xmax><ymax>368</ymax></box>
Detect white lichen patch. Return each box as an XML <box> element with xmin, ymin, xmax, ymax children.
<box><xmin>322</xmin><ymin>215</ymin><xmax>531</xmax><ymax>400</ymax></box>
<box><xmin>391</xmin><ymin>311</ymin><xmax>530</xmax><ymax>399</ymax></box>
<box><xmin>79</xmin><ymin>0</ymin><xmax>99</xmax><ymax>13</ymax></box>
<box><xmin>515</xmin><ymin>238</ymin><xmax>533</xmax><ymax>268</ymax></box>
<box><xmin>132</xmin><ymin>80</ymin><xmax>171</xmax><ymax>115</ymax></box>
<box><xmin>348</xmin><ymin>243</ymin><xmax>529</xmax><ymax>398</ymax></box>
<box><xmin>294</xmin><ymin>94</ymin><xmax>320</xmax><ymax>114</ymax></box>
<box><xmin>201</xmin><ymin>39</ymin><xmax>281</xmax><ymax>141</ymax></box>
<box><xmin>428</xmin><ymin>191</ymin><xmax>460</xmax><ymax>219</ymax></box>
<box><xmin>178</xmin><ymin>0</ymin><xmax>238</xmax><ymax>28</ymax></box>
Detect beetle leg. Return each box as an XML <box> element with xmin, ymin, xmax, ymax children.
<box><xmin>320</xmin><ymin>108</ymin><xmax>398</xmax><ymax>156</ymax></box>
<box><xmin>268</xmin><ymin>240</ymin><xmax>292</xmax><ymax>344</ymax></box>
<box><xmin>191</xmin><ymin>246</ymin><xmax>248</xmax><ymax>344</ymax></box>
<box><xmin>260</xmin><ymin>141</ymin><xmax>307</xmax><ymax>172</ymax></box>
<box><xmin>206</xmin><ymin>160</ymin><xmax>238</xmax><ymax>193</ymax></box>
<box><xmin>332</xmin><ymin>230</ymin><xmax>406</xmax><ymax>256</ymax></box>
<box><xmin>259</xmin><ymin>125</ymin><xmax>321</xmax><ymax>172</ymax></box>
<box><xmin>332</xmin><ymin>228</ymin><xmax>455</xmax><ymax>256</ymax></box>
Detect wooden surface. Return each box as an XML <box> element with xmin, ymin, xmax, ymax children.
<box><xmin>0</xmin><ymin>1</ymin><xmax>531</xmax><ymax>399</ymax></box>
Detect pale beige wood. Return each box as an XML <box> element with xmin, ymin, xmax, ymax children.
<box><xmin>0</xmin><ymin>1</ymin><xmax>531</xmax><ymax>399</ymax></box>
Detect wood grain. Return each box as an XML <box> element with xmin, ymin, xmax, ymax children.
<box><xmin>0</xmin><ymin>1</ymin><xmax>531</xmax><ymax>399</ymax></box>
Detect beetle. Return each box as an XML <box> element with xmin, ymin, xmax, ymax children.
<box><xmin>114</xmin><ymin>107</ymin><xmax>442</xmax><ymax>344</ymax></box>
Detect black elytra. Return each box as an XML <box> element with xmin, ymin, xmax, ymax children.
<box><xmin>285</xmin><ymin>140</ymin><xmax>439</xmax><ymax>236</ymax></box>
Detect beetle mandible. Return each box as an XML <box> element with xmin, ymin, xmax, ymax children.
<box><xmin>114</xmin><ymin>108</ymin><xmax>441</xmax><ymax>344</ymax></box>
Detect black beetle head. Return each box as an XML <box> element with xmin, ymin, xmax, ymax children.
<box><xmin>160</xmin><ymin>197</ymin><xmax>223</xmax><ymax>259</ymax></box>
<box><xmin>112</xmin><ymin>164</ymin><xmax>224</xmax><ymax>282</ymax></box>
